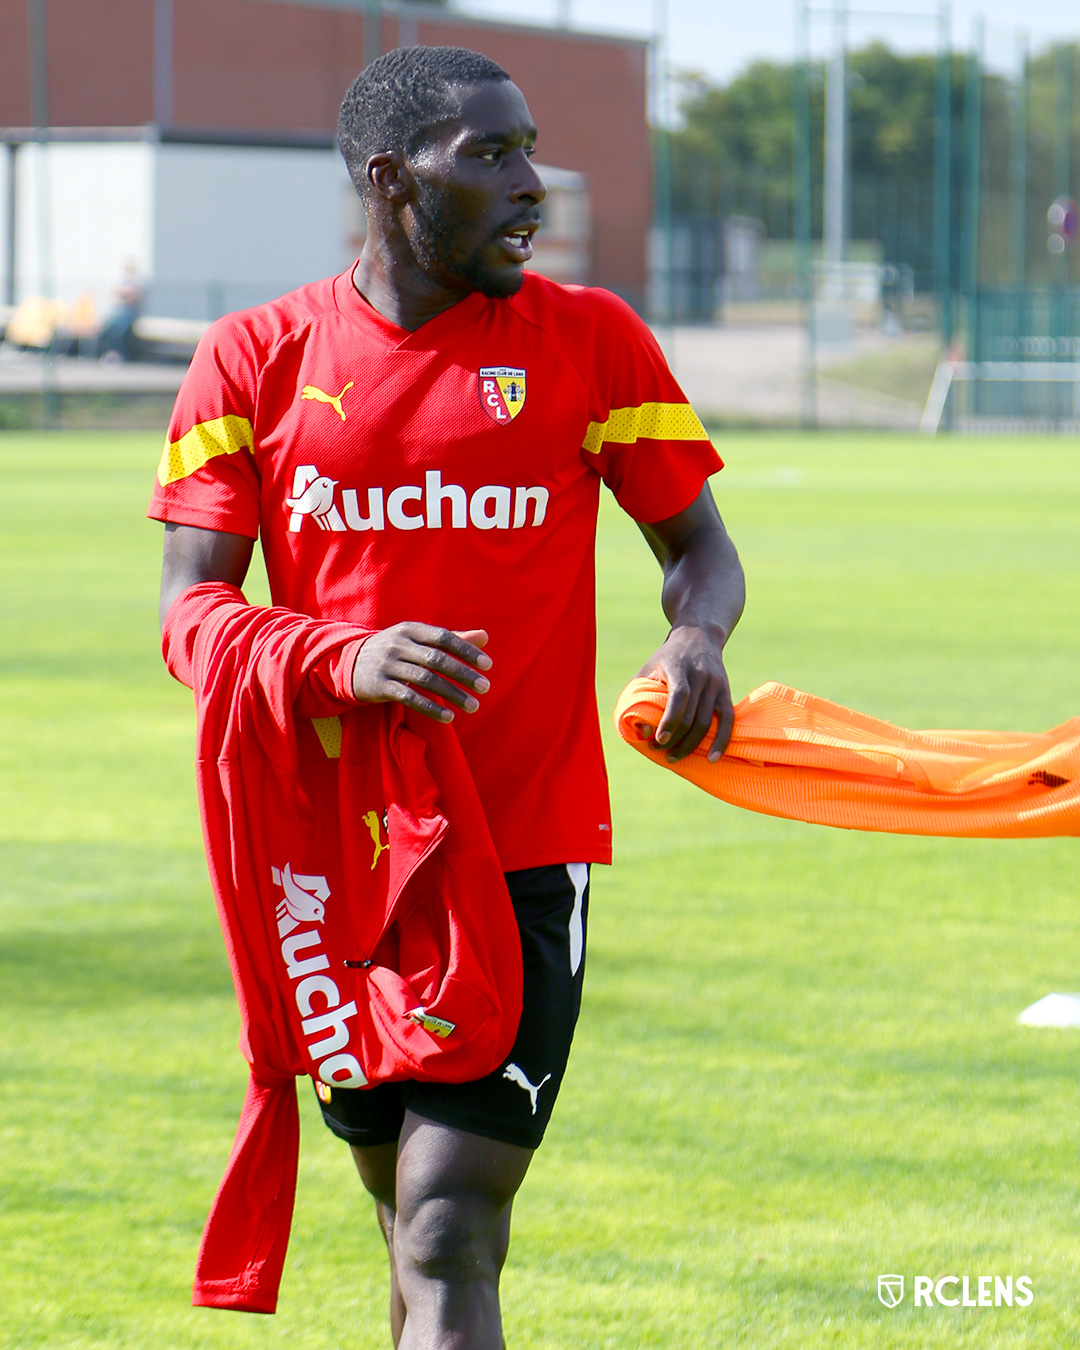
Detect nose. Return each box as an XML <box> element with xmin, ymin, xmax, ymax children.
<box><xmin>511</xmin><ymin>153</ymin><xmax>546</xmax><ymax>205</ymax></box>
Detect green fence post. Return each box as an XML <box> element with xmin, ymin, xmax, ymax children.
<box><xmin>961</xmin><ymin>17</ymin><xmax>983</xmax><ymax>373</ymax></box>
<box><xmin>1052</xmin><ymin>43</ymin><xmax>1073</xmax><ymax>290</ymax></box>
<box><xmin>1009</xmin><ymin>32</ymin><xmax>1029</xmax><ymax>286</ymax></box>
<box><xmin>934</xmin><ymin>1</ymin><xmax>954</xmax><ymax>347</ymax></box>
<box><xmin>794</xmin><ymin>0</ymin><xmax>817</xmax><ymax>429</ymax></box>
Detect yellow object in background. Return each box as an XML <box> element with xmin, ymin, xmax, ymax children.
<box><xmin>60</xmin><ymin>292</ymin><xmax>101</xmax><ymax>339</ymax></box>
<box><xmin>5</xmin><ymin>296</ymin><xmax>67</xmax><ymax>349</ymax></box>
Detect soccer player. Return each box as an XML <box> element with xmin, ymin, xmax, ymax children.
<box><xmin>151</xmin><ymin>46</ymin><xmax>744</xmax><ymax>1349</ymax></box>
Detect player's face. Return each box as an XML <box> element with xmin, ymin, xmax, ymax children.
<box><xmin>407</xmin><ymin>81</ymin><xmax>547</xmax><ymax>299</ymax></box>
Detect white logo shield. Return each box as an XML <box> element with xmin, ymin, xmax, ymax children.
<box><xmin>877</xmin><ymin>1274</ymin><xmax>904</xmax><ymax>1308</ymax></box>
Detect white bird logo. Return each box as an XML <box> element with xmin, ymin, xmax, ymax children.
<box><xmin>502</xmin><ymin>1062</ymin><xmax>552</xmax><ymax>1116</ymax></box>
<box><xmin>284</xmin><ymin>475</ymin><xmax>338</xmax><ymax>529</ymax></box>
<box><xmin>272</xmin><ymin>863</ymin><xmax>331</xmax><ymax>932</ymax></box>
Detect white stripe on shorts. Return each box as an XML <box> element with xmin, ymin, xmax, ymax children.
<box><xmin>565</xmin><ymin>863</ymin><xmax>588</xmax><ymax>976</ymax></box>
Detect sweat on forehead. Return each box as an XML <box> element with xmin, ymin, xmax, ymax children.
<box><xmin>338</xmin><ymin>46</ymin><xmax>511</xmax><ymax>189</ymax></box>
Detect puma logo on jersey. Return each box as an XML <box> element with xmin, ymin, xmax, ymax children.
<box><xmin>363</xmin><ymin>809</ymin><xmax>389</xmax><ymax>870</ymax></box>
<box><xmin>272</xmin><ymin>863</ymin><xmax>330</xmax><ymax>935</ymax></box>
<box><xmin>286</xmin><ymin>465</ymin><xmax>548</xmax><ymax>535</ymax></box>
<box><xmin>301</xmin><ymin>381</ymin><xmax>354</xmax><ymax>421</ymax></box>
<box><xmin>502</xmin><ymin>1062</ymin><xmax>551</xmax><ymax>1115</ymax></box>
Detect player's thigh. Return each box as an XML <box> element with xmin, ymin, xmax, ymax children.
<box><xmin>394</xmin><ymin>1110</ymin><xmax>534</xmax><ymax>1246</ymax></box>
<box><xmin>315</xmin><ymin>1078</ymin><xmax>405</xmax><ymax>1208</ymax></box>
<box><xmin>349</xmin><ymin>1140</ymin><xmax>398</xmax><ymax>1209</ymax></box>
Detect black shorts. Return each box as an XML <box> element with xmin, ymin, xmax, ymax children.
<box><xmin>314</xmin><ymin>862</ymin><xmax>590</xmax><ymax>1151</ymax></box>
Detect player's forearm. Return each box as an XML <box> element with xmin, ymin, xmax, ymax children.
<box><xmin>659</xmin><ymin>521</ymin><xmax>745</xmax><ymax>645</ymax></box>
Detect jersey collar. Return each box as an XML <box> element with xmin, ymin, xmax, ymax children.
<box><xmin>334</xmin><ymin>263</ymin><xmax>491</xmax><ymax>351</ymax></box>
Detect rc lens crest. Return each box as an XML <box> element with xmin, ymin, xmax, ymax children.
<box><xmin>479</xmin><ymin>367</ymin><xmax>526</xmax><ymax>424</ymax></box>
<box><xmin>878</xmin><ymin>1275</ymin><xmax>905</xmax><ymax>1308</ymax></box>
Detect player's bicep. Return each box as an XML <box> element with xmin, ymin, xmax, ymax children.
<box><xmin>160</xmin><ymin>522</ymin><xmax>255</xmax><ymax>629</ymax></box>
<box><xmin>637</xmin><ymin>483</ymin><xmax>723</xmax><ymax>565</ymax></box>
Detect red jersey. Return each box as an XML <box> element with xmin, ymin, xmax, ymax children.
<box><xmin>149</xmin><ymin>267</ymin><xmax>722</xmax><ymax>870</ymax></box>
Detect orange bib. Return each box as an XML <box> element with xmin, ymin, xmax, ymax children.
<box><xmin>615</xmin><ymin>678</ymin><xmax>1080</xmax><ymax>838</ymax></box>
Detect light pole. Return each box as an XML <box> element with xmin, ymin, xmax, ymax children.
<box><xmin>823</xmin><ymin>0</ymin><xmax>848</xmax><ymax>285</ymax></box>
<box><xmin>795</xmin><ymin>0</ymin><xmax>818</xmax><ymax>428</ymax></box>
<box><xmin>363</xmin><ymin>0</ymin><xmax>382</xmax><ymax>69</ymax></box>
<box><xmin>28</xmin><ymin>0</ymin><xmax>57</xmax><ymax>427</ymax></box>
<box><xmin>1051</xmin><ymin>42</ymin><xmax>1073</xmax><ymax>286</ymax></box>
<box><xmin>653</xmin><ymin>0</ymin><xmax>675</xmax><ymax>338</ymax></box>
<box><xmin>1008</xmin><ymin>31</ymin><xmax>1028</xmax><ymax>286</ymax></box>
<box><xmin>960</xmin><ymin>14</ymin><xmax>983</xmax><ymax>360</ymax></box>
<box><xmin>933</xmin><ymin>1</ymin><xmax>953</xmax><ymax>347</ymax></box>
<box><xmin>154</xmin><ymin>0</ymin><xmax>173</xmax><ymax>129</ymax></box>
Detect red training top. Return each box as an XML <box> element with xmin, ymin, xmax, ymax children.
<box><xmin>163</xmin><ymin>582</ymin><xmax>523</xmax><ymax>1314</ymax></box>
<box><xmin>148</xmin><ymin>267</ymin><xmax>722</xmax><ymax>869</ymax></box>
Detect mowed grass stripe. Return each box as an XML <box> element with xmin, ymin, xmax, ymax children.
<box><xmin>0</xmin><ymin>430</ymin><xmax>1077</xmax><ymax>1347</ymax></box>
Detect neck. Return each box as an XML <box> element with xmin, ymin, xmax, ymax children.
<box><xmin>352</xmin><ymin>235</ymin><xmax>469</xmax><ymax>332</ymax></box>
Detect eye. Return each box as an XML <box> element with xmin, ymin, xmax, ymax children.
<box><xmin>478</xmin><ymin>149</ymin><xmax>500</xmax><ymax>163</ymax></box>
<box><xmin>524</xmin><ymin>147</ymin><xmax>536</xmax><ymax>159</ymax></box>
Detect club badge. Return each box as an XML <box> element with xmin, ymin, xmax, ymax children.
<box><xmin>877</xmin><ymin>1274</ymin><xmax>904</xmax><ymax>1308</ymax></box>
<box><xmin>478</xmin><ymin>367</ymin><xmax>526</xmax><ymax>424</ymax></box>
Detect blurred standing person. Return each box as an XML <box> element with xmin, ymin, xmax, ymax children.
<box><xmin>99</xmin><ymin>260</ymin><xmax>143</xmax><ymax>363</ymax></box>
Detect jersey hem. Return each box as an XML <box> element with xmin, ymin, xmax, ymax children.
<box><xmin>623</xmin><ymin>455</ymin><xmax>724</xmax><ymax>526</ymax></box>
<box><xmin>495</xmin><ymin>840</ymin><xmax>612</xmax><ymax>871</ymax></box>
<box><xmin>147</xmin><ymin>503</ymin><xmax>260</xmax><ymax>540</ymax></box>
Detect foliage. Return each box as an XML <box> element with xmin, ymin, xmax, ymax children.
<box><xmin>664</xmin><ymin>41</ymin><xmax>1080</xmax><ymax>288</ymax></box>
<box><xmin>0</xmin><ymin>399</ymin><xmax>32</xmax><ymax>431</ymax></box>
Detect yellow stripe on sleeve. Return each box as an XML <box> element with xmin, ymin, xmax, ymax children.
<box><xmin>156</xmin><ymin>414</ymin><xmax>254</xmax><ymax>486</ymax></box>
<box><xmin>581</xmin><ymin>402</ymin><xmax>707</xmax><ymax>455</ymax></box>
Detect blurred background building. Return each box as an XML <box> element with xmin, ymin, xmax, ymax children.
<box><xmin>0</xmin><ymin>0</ymin><xmax>644</xmax><ymax>318</ymax></box>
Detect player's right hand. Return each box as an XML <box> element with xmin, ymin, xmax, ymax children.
<box><xmin>350</xmin><ymin>622</ymin><xmax>492</xmax><ymax>722</ymax></box>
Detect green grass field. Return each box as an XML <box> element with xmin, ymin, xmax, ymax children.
<box><xmin>2</xmin><ymin>430</ymin><xmax>1079</xmax><ymax>1348</ymax></box>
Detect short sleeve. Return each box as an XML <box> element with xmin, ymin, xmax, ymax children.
<box><xmin>147</xmin><ymin>316</ymin><xmax>263</xmax><ymax>539</ymax></box>
<box><xmin>579</xmin><ymin>291</ymin><xmax>723</xmax><ymax>523</ymax></box>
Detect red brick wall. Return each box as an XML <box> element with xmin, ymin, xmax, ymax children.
<box><xmin>0</xmin><ymin>1</ymin><xmax>649</xmax><ymax>303</ymax></box>
<box><xmin>0</xmin><ymin>2</ymin><xmax>32</xmax><ymax>126</ymax></box>
<box><xmin>171</xmin><ymin>0</ymin><xmax>368</xmax><ymax>134</ymax></box>
<box><xmin>0</xmin><ymin>0</ymin><xmax>154</xmax><ymax>126</ymax></box>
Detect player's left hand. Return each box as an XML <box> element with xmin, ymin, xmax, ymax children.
<box><xmin>635</xmin><ymin>623</ymin><xmax>734</xmax><ymax>763</ymax></box>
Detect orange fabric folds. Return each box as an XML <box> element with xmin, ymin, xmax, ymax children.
<box><xmin>614</xmin><ymin>678</ymin><xmax>1080</xmax><ymax>838</ymax></box>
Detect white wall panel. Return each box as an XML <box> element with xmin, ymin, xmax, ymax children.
<box><xmin>152</xmin><ymin>144</ymin><xmax>353</xmax><ymax>319</ymax></box>
<box><xmin>12</xmin><ymin>142</ymin><xmax>153</xmax><ymax>310</ymax></box>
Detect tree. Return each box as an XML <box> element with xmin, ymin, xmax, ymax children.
<box><xmin>661</xmin><ymin>41</ymin><xmax>1080</xmax><ymax>288</ymax></box>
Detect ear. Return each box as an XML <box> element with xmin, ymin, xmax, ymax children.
<box><xmin>366</xmin><ymin>151</ymin><xmax>412</xmax><ymax>205</ymax></box>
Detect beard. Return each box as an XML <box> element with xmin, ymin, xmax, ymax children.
<box><xmin>411</xmin><ymin>182</ymin><xmax>524</xmax><ymax>300</ymax></box>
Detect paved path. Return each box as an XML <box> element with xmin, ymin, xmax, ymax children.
<box><xmin>657</xmin><ymin>323</ymin><xmax>924</xmax><ymax>429</ymax></box>
<box><xmin>0</xmin><ymin>348</ymin><xmax>186</xmax><ymax>393</ymax></box>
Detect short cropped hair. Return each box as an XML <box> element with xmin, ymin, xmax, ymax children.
<box><xmin>339</xmin><ymin>46</ymin><xmax>511</xmax><ymax>192</ymax></box>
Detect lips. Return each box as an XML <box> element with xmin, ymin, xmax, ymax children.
<box><xmin>497</xmin><ymin>217</ymin><xmax>540</xmax><ymax>264</ymax></box>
